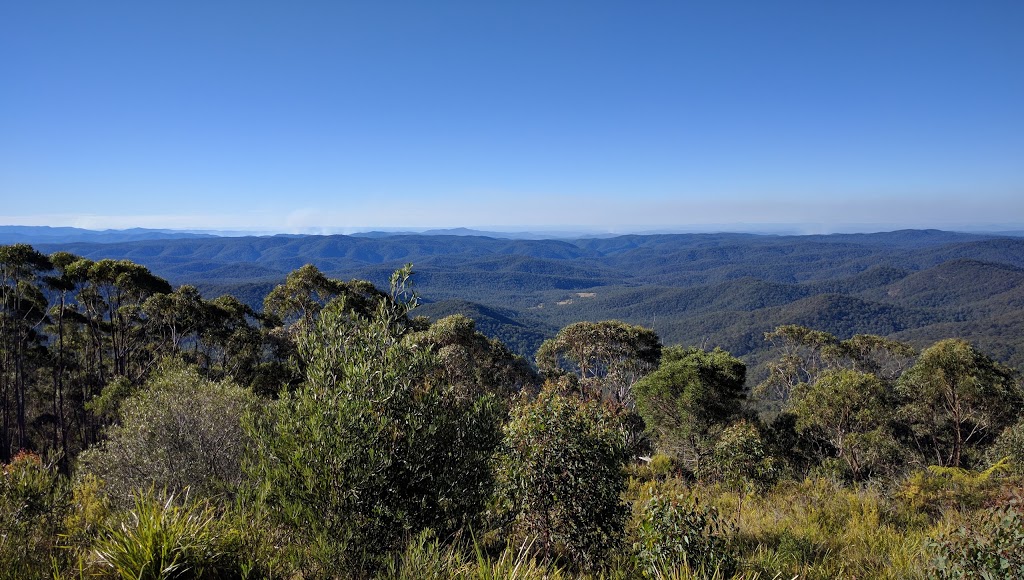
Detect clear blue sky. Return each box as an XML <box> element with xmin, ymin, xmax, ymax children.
<box><xmin>2</xmin><ymin>1</ymin><xmax>1022</xmax><ymax>233</ymax></box>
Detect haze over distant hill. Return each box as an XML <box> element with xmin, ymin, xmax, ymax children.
<box><xmin>0</xmin><ymin>225</ymin><xmax>269</xmax><ymax>244</ymax></box>
<box><xmin>16</xmin><ymin>227</ymin><xmax>1024</xmax><ymax>375</ymax></box>
<box><xmin>8</xmin><ymin>224</ymin><xmax>1024</xmax><ymax>246</ymax></box>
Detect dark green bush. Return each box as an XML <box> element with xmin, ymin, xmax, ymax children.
<box><xmin>495</xmin><ymin>387</ymin><xmax>629</xmax><ymax>571</ymax></box>
<box><xmin>630</xmin><ymin>485</ymin><xmax>737</xmax><ymax>578</ymax></box>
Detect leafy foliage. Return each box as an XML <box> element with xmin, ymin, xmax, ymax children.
<box><xmin>756</xmin><ymin>325</ymin><xmax>914</xmax><ymax>405</ymax></box>
<box><xmin>630</xmin><ymin>484</ymin><xmax>737</xmax><ymax>578</ymax></box>
<box><xmin>789</xmin><ymin>369</ymin><xmax>902</xmax><ymax>480</ymax></box>
<box><xmin>897</xmin><ymin>339</ymin><xmax>1022</xmax><ymax>468</ymax></box>
<box><xmin>633</xmin><ymin>347</ymin><xmax>746</xmax><ymax>470</ymax></box>
<box><xmin>78</xmin><ymin>361</ymin><xmax>259</xmax><ymax>507</ymax></box>
<box><xmin>262</xmin><ymin>263</ymin><xmax>387</xmax><ymax>330</ymax></box>
<box><xmin>702</xmin><ymin>420</ymin><xmax>778</xmax><ymax>498</ymax></box>
<box><xmin>406</xmin><ymin>313</ymin><xmax>539</xmax><ymax>399</ymax></box>
<box><xmin>246</xmin><ymin>266</ymin><xmax>504</xmax><ymax>574</ymax></box>
<box><xmin>495</xmin><ymin>387</ymin><xmax>629</xmax><ymax>570</ymax></box>
<box><xmin>899</xmin><ymin>460</ymin><xmax>1012</xmax><ymax>518</ymax></box>
<box><xmin>928</xmin><ymin>504</ymin><xmax>1024</xmax><ymax>579</ymax></box>
<box><xmin>988</xmin><ymin>417</ymin><xmax>1024</xmax><ymax>476</ymax></box>
<box><xmin>536</xmin><ymin>320</ymin><xmax>660</xmax><ymax>404</ymax></box>
<box><xmin>0</xmin><ymin>451</ymin><xmax>69</xmax><ymax>579</ymax></box>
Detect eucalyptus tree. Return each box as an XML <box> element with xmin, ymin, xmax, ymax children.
<box><xmin>405</xmin><ymin>313</ymin><xmax>539</xmax><ymax>401</ymax></box>
<box><xmin>263</xmin><ymin>264</ymin><xmax>345</xmax><ymax>330</ymax></box>
<box><xmin>199</xmin><ymin>294</ymin><xmax>268</xmax><ymax>386</ymax></box>
<box><xmin>789</xmin><ymin>369</ymin><xmax>901</xmax><ymax>480</ymax></box>
<box><xmin>757</xmin><ymin>325</ymin><xmax>915</xmax><ymax>404</ymax></box>
<box><xmin>536</xmin><ymin>320</ymin><xmax>661</xmax><ymax>404</ymax></box>
<box><xmin>63</xmin><ymin>258</ymin><xmax>171</xmax><ymax>385</ymax></box>
<box><xmin>42</xmin><ymin>257</ymin><xmax>172</xmax><ymax>451</ymax></box>
<box><xmin>897</xmin><ymin>339</ymin><xmax>1022</xmax><ymax>468</ymax></box>
<box><xmin>42</xmin><ymin>251</ymin><xmax>86</xmax><ymax>469</ymax></box>
<box><xmin>0</xmin><ymin>244</ymin><xmax>52</xmax><ymax>461</ymax></box>
<box><xmin>842</xmin><ymin>333</ymin><xmax>916</xmax><ymax>382</ymax></box>
<box><xmin>142</xmin><ymin>284</ymin><xmax>206</xmax><ymax>358</ymax></box>
<box><xmin>263</xmin><ymin>264</ymin><xmax>388</xmax><ymax>330</ymax></box>
<box><xmin>263</xmin><ymin>264</ymin><xmax>392</xmax><ymax>390</ymax></box>
<box><xmin>632</xmin><ymin>346</ymin><xmax>746</xmax><ymax>470</ymax></box>
<box><xmin>756</xmin><ymin>325</ymin><xmax>845</xmax><ymax>403</ymax></box>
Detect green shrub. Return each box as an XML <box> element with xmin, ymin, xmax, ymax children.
<box><xmin>987</xmin><ymin>418</ymin><xmax>1024</xmax><ymax>476</ymax></box>
<box><xmin>247</xmin><ymin>268</ymin><xmax>504</xmax><ymax>575</ymax></box>
<box><xmin>0</xmin><ymin>451</ymin><xmax>69</xmax><ymax>580</ymax></box>
<box><xmin>928</xmin><ymin>504</ymin><xmax>1024</xmax><ymax>579</ymax></box>
<box><xmin>633</xmin><ymin>346</ymin><xmax>746</xmax><ymax>469</ymax></box>
<box><xmin>57</xmin><ymin>473</ymin><xmax>114</xmax><ymax>574</ymax></box>
<box><xmin>495</xmin><ymin>386</ymin><xmax>629</xmax><ymax>571</ymax></box>
<box><xmin>630</xmin><ymin>484</ymin><xmax>737</xmax><ymax>578</ymax></box>
<box><xmin>79</xmin><ymin>361</ymin><xmax>259</xmax><ymax>507</ymax></box>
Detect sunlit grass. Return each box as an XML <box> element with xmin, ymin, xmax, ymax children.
<box><xmin>91</xmin><ymin>490</ymin><xmax>228</xmax><ymax>580</ymax></box>
<box><xmin>704</xmin><ymin>478</ymin><xmax>931</xmax><ymax>580</ymax></box>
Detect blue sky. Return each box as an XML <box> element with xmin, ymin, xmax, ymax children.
<box><xmin>2</xmin><ymin>1</ymin><xmax>1022</xmax><ymax>233</ymax></box>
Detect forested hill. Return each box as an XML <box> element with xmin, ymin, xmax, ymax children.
<box><xmin>33</xmin><ymin>229</ymin><xmax>1024</xmax><ymax>369</ymax></box>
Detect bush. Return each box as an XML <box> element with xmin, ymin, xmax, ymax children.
<box><xmin>60</xmin><ymin>473</ymin><xmax>113</xmax><ymax>568</ymax></box>
<box><xmin>630</xmin><ymin>483</ymin><xmax>737</xmax><ymax>578</ymax></box>
<box><xmin>78</xmin><ymin>361</ymin><xmax>258</xmax><ymax>507</ymax></box>
<box><xmin>0</xmin><ymin>451</ymin><xmax>69</xmax><ymax>579</ymax></box>
<box><xmin>701</xmin><ymin>420</ymin><xmax>778</xmax><ymax>497</ymax></box>
<box><xmin>247</xmin><ymin>269</ymin><xmax>504</xmax><ymax>575</ymax></box>
<box><xmin>988</xmin><ymin>418</ymin><xmax>1024</xmax><ymax>476</ymax></box>
<box><xmin>928</xmin><ymin>504</ymin><xmax>1024</xmax><ymax>579</ymax></box>
<box><xmin>495</xmin><ymin>387</ymin><xmax>629</xmax><ymax>571</ymax></box>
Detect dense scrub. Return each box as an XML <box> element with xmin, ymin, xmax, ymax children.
<box><xmin>2</xmin><ymin>243</ymin><xmax>1024</xmax><ymax>579</ymax></box>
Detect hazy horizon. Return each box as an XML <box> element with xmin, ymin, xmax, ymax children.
<box><xmin>4</xmin><ymin>222</ymin><xmax>1024</xmax><ymax>240</ymax></box>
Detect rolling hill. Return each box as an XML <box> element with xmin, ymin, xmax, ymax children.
<box><xmin>23</xmin><ymin>229</ymin><xmax>1024</xmax><ymax>371</ymax></box>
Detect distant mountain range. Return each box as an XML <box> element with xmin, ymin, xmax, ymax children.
<box><xmin>9</xmin><ymin>226</ymin><xmax>1024</xmax><ymax>375</ymax></box>
<box><xmin>0</xmin><ymin>225</ymin><xmax>622</xmax><ymax>243</ymax></box>
<box><xmin>12</xmin><ymin>224</ymin><xmax>1022</xmax><ymax>245</ymax></box>
<box><xmin>0</xmin><ymin>226</ymin><xmax>222</xmax><ymax>244</ymax></box>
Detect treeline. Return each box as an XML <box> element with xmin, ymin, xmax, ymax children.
<box><xmin>0</xmin><ymin>243</ymin><xmax>295</xmax><ymax>470</ymax></box>
<box><xmin>2</xmin><ymin>243</ymin><xmax>1024</xmax><ymax>579</ymax></box>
